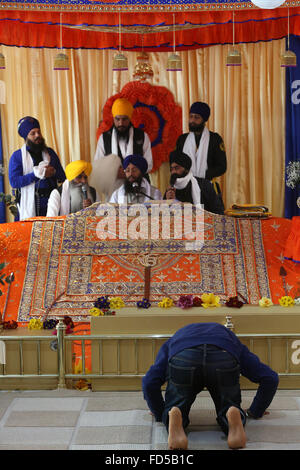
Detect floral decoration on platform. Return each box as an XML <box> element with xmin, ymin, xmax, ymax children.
<box><xmin>28</xmin><ymin>318</ymin><xmax>43</xmax><ymax>330</ymax></box>
<box><xmin>94</xmin><ymin>296</ymin><xmax>111</xmax><ymax>309</ymax></box>
<box><xmin>43</xmin><ymin>319</ymin><xmax>58</xmax><ymax>329</ymax></box>
<box><xmin>193</xmin><ymin>296</ymin><xmax>203</xmax><ymax>307</ymax></box>
<box><xmin>89</xmin><ymin>296</ymin><xmax>120</xmax><ymax>316</ymax></box>
<box><xmin>175</xmin><ymin>293</ymin><xmax>221</xmax><ymax>309</ymax></box>
<box><xmin>201</xmin><ymin>293</ymin><xmax>221</xmax><ymax>309</ymax></box>
<box><xmin>110</xmin><ymin>297</ymin><xmax>125</xmax><ymax>309</ymax></box>
<box><xmin>278</xmin><ymin>295</ymin><xmax>295</xmax><ymax>307</ymax></box>
<box><xmin>137</xmin><ymin>298</ymin><xmax>151</xmax><ymax>309</ymax></box>
<box><xmin>63</xmin><ymin>316</ymin><xmax>75</xmax><ymax>333</ymax></box>
<box><xmin>177</xmin><ymin>295</ymin><xmax>194</xmax><ymax>309</ymax></box>
<box><xmin>225</xmin><ymin>296</ymin><xmax>244</xmax><ymax>308</ymax></box>
<box><xmin>259</xmin><ymin>297</ymin><xmax>273</xmax><ymax>308</ymax></box>
<box><xmin>90</xmin><ymin>307</ymin><xmax>104</xmax><ymax>317</ymax></box>
<box><xmin>158</xmin><ymin>297</ymin><xmax>174</xmax><ymax>308</ymax></box>
<box><xmin>1</xmin><ymin>320</ymin><xmax>18</xmax><ymax>329</ymax></box>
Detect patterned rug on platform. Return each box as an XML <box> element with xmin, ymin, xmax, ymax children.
<box><xmin>16</xmin><ymin>203</ymin><xmax>271</xmax><ymax>322</ymax></box>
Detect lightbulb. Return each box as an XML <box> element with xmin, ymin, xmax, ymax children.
<box><xmin>251</xmin><ymin>0</ymin><xmax>286</xmax><ymax>9</ymax></box>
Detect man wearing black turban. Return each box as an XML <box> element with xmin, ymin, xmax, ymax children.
<box><xmin>175</xmin><ymin>101</ymin><xmax>227</xmax><ymax>195</ymax></box>
<box><xmin>164</xmin><ymin>151</ymin><xmax>224</xmax><ymax>215</ymax></box>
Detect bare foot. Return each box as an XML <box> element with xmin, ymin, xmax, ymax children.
<box><xmin>226</xmin><ymin>406</ymin><xmax>247</xmax><ymax>449</ymax></box>
<box><xmin>168</xmin><ymin>407</ymin><xmax>188</xmax><ymax>450</ymax></box>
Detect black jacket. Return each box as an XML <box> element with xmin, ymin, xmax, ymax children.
<box><xmin>164</xmin><ymin>177</ymin><xmax>225</xmax><ymax>215</ymax></box>
<box><xmin>176</xmin><ymin>131</ymin><xmax>227</xmax><ymax>180</ymax></box>
<box><xmin>102</xmin><ymin>126</ymin><xmax>145</xmax><ymax>161</ymax></box>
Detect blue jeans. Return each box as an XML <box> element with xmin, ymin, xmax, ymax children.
<box><xmin>162</xmin><ymin>344</ymin><xmax>246</xmax><ymax>435</ymax></box>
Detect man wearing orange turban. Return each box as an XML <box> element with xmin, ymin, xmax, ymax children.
<box><xmin>93</xmin><ymin>97</ymin><xmax>153</xmax><ymax>201</ymax></box>
<box><xmin>46</xmin><ymin>160</ymin><xmax>97</xmax><ymax>216</ymax></box>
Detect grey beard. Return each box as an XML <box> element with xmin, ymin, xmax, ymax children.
<box><xmin>69</xmin><ymin>182</ymin><xmax>84</xmax><ymax>213</ymax></box>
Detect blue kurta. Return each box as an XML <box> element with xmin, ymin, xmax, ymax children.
<box><xmin>8</xmin><ymin>146</ymin><xmax>66</xmax><ymax>217</ymax></box>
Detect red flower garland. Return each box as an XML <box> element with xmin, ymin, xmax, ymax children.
<box><xmin>96</xmin><ymin>81</ymin><xmax>182</xmax><ymax>172</ymax></box>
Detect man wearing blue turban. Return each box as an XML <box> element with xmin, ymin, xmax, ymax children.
<box><xmin>8</xmin><ymin>116</ymin><xmax>65</xmax><ymax>220</ymax></box>
<box><xmin>176</xmin><ymin>102</ymin><xmax>227</xmax><ymax>195</ymax></box>
<box><xmin>109</xmin><ymin>154</ymin><xmax>161</xmax><ymax>203</ymax></box>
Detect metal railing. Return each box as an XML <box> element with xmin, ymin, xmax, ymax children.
<box><xmin>1</xmin><ymin>320</ymin><xmax>300</xmax><ymax>388</ymax></box>
<box><xmin>0</xmin><ymin>334</ymin><xmax>59</xmax><ymax>379</ymax></box>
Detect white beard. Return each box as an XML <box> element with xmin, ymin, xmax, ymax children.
<box><xmin>69</xmin><ymin>183</ymin><xmax>84</xmax><ymax>213</ymax></box>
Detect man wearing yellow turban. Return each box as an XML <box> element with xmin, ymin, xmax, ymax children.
<box><xmin>46</xmin><ymin>160</ymin><xmax>97</xmax><ymax>216</ymax></box>
<box><xmin>93</xmin><ymin>97</ymin><xmax>153</xmax><ymax>201</ymax></box>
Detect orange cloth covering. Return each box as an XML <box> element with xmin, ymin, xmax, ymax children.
<box><xmin>0</xmin><ymin>9</ymin><xmax>299</xmax><ymax>51</ymax></box>
<box><xmin>1</xmin><ymin>211</ymin><xmax>299</xmax><ymax>378</ymax></box>
<box><xmin>1</xmin><ymin>210</ymin><xmax>300</xmax><ymax>325</ymax></box>
<box><xmin>284</xmin><ymin>216</ymin><xmax>300</xmax><ymax>264</ymax></box>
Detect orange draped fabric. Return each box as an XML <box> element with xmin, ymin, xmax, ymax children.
<box><xmin>0</xmin><ymin>9</ymin><xmax>299</xmax><ymax>51</ymax></box>
<box><xmin>284</xmin><ymin>216</ymin><xmax>300</xmax><ymax>265</ymax></box>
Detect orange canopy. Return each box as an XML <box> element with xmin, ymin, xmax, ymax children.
<box><xmin>0</xmin><ymin>6</ymin><xmax>299</xmax><ymax>51</ymax></box>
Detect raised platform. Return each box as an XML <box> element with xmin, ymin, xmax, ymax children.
<box><xmin>90</xmin><ymin>305</ymin><xmax>300</xmax><ymax>390</ymax></box>
<box><xmin>1</xmin><ymin>305</ymin><xmax>300</xmax><ymax>390</ymax></box>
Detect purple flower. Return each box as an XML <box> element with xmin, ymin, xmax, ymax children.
<box><xmin>137</xmin><ymin>298</ymin><xmax>151</xmax><ymax>309</ymax></box>
<box><xmin>95</xmin><ymin>296</ymin><xmax>110</xmax><ymax>309</ymax></box>
<box><xmin>177</xmin><ymin>295</ymin><xmax>194</xmax><ymax>309</ymax></box>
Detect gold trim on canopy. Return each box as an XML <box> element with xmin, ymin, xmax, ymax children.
<box><xmin>0</xmin><ymin>0</ymin><xmax>299</xmax><ymax>13</ymax></box>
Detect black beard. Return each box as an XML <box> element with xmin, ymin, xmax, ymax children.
<box><xmin>124</xmin><ymin>176</ymin><xmax>143</xmax><ymax>194</ymax></box>
<box><xmin>170</xmin><ymin>173</ymin><xmax>178</xmax><ymax>186</ymax></box>
<box><xmin>189</xmin><ymin>123</ymin><xmax>205</xmax><ymax>133</ymax></box>
<box><xmin>115</xmin><ymin>125</ymin><xmax>130</xmax><ymax>139</ymax></box>
<box><xmin>26</xmin><ymin>137</ymin><xmax>46</xmax><ymax>154</ymax></box>
<box><xmin>170</xmin><ymin>170</ymin><xmax>188</xmax><ymax>186</ymax></box>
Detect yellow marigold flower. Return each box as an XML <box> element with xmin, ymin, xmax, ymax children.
<box><xmin>109</xmin><ymin>297</ymin><xmax>125</xmax><ymax>309</ymax></box>
<box><xmin>258</xmin><ymin>297</ymin><xmax>273</xmax><ymax>308</ymax></box>
<box><xmin>278</xmin><ymin>296</ymin><xmax>295</xmax><ymax>307</ymax></box>
<box><xmin>28</xmin><ymin>318</ymin><xmax>43</xmax><ymax>330</ymax></box>
<box><xmin>158</xmin><ymin>297</ymin><xmax>174</xmax><ymax>308</ymax></box>
<box><xmin>201</xmin><ymin>293</ymin><xmax>220</xmax><ymax>308</ymax></box>
<box><xmin>89</xmin><ymin>307</ymin><xmax>103</xmax><ymax>316</ymax></box>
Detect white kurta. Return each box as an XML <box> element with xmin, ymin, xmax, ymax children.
<box><xmin>46</xmin><ymin>180</ymin><xmax>97</xmax><ymax>217</ymax></box>
<box><xmin>109</xmin><ymin>178</ymin><xmax>162</xmax><ymax>204</ymax></box>
<box><xmin>94</xmin><ymin>127</ymin><xmax>153</xmax><ymax>173</ymax></box>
